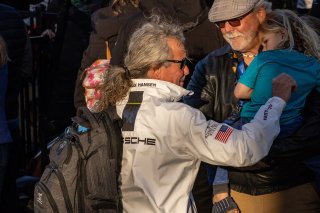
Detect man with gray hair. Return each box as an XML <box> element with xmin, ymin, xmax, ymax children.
<box><xmin>86</xmin><ymin>16</ymin><xmax>298</xmax><ymax>212</ymax></box>
<box><xmin>185</xmin><ymin>0</ymin><xmax>320</xmax><ymax>212</ymax></box>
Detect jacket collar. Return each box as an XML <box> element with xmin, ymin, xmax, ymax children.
<box><xmin>130</xmin><ymin>79</ymin><xmax>193</xmax><ymax>102</ymax></box>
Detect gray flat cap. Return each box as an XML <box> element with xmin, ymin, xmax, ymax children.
<box><xmin>208</xmin><ymin>0</ymin><xmax>260</xmax><ymax>23</ymax></box>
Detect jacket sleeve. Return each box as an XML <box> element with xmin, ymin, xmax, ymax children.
<box><xmin>184</xmin><ymin>54</ymin><xmax>216</xmax><ymax>120</ymax></box>
<box><xmin>184</xmin><ymin>57</ymin><xmax>211</xmax><ymax>109</ymax></box>
<box><xmin>184</xmin><ymin>45</ymin><xmax>235</xmax><ymax>122</ymax></box>
<box><xmin>185</xmin><ymin>97</ymin><xmax>286</xmax><ymax>167</ymax></box>
<box><xmin>268</xmin><ymin>89</ymin><xmax>320</xmax><ymax>164</ymax></box>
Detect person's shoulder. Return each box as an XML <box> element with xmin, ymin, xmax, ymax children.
<box><xmin>92</xmin><ymin>6</ymin><xmax>114</xmax><ymax>20</ymax></box>
<box><xmin>261</xmin><ymin>49</ymin><xmax>319</xmax><ymax>64</ymax></box>
<box><xmin>92</xmin><ymin>6</ymin><xmax>117</xmax><ymax>36</ymax></box>
<box><xmin>92</xmin><ymin>4</ymin><xmax>140</xmax><ymax>21</ymax></box>
<box><xmin>257</xmin><ymin>49</ymin><xmax>283</xmax><ymax>57</ymax></box>
<box><xmin>258</xmin><ymin>49</ymin><xmax>309</xmax><ymax>59</ymax></box>
<box><xmin>0</xmin><ymin>3</ymin><xmax>16</xmax><ymax>12</ymax></box>
<box><xmin>139</xmin><ymin>0</ymin><xmax>207</xmax><ymax>23</ymax></box>
<box><xmin>256</xmin><ymin>50</ymin><xmax>320</xmax><ymax>73</ymax></box>
<box><xmin>93</xmin><ymin>6</ymin><xmax>140</xmax><ymax>39</ymax></box>
<box><xmin>254</xmin><ymin>50</ymin><xmax>291</xmax><ymax>63</ymax></box>
<box><xmin>0</xmin><ymin>3</ymin><xmax>20</xmax><ymax>17</ymax></box>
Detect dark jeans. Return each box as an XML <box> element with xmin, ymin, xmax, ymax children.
<box><xmin>0</xmin><ymin>143</ymin><xmax>10</xmax><ymax>195</ymax></box>
<box><xmin>305</xmin><ymin>155</ymin><xmax>320</xmax><ymax>191</ymax></box>
<box><xmin>0</xmin><ymin>142</ymin><xmax>19</xmax><ymax>213</ymax></box>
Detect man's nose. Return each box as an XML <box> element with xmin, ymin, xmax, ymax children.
<box><xmin>223</xmin><ymin>22</ymin><xmax>235</xmax><ymax>33</ymax></box>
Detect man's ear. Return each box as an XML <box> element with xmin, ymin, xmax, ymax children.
<box><xmin>256</xmin><ymin>8</ymin><xmax>267</xmax><ymax>24</ymax></box>
<box><xmin>147</xmin><ymin>67</ymin><xmax>160</xmax><ymax>79</ymax></box>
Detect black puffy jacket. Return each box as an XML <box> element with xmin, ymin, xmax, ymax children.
<box><xmin>110</xmin><ymin>0</ymin><xmax>225</xmax><ymax>67</ymax></box>
<box><xmin>73</xmin><ymin>4</ymin><xmax>139</xmax><ymax>109</ymax></box>
<box><xmin>74</xmin><ymin>0</ymin><xmax>226</xmax><ymax>109</ymax></box>
<box><xmin>185</xmin><ymin>44</ymin><xmax>320</xmax><ymax>195</ymax></box>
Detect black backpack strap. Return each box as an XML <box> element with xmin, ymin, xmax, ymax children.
<box><xmin>105</xmin><ymin>106</ymin><xmax>121</xmax><ymax>124</ymax></box>
<box><xmin>103</xmin><ymin>106</ymin><xmax>123</xmax><ymax>212</ymax></box>
<box><xmin>73</xmin><ymin>107</ymin><xmax>100</xmax><ymax>130</ymax></box>
<box><xmin>99</xmin><ymin>106</ymin><xmax>122</xmax><ymax>159</ymax></box>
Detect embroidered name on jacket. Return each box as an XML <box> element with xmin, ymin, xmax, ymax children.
<box><xmin>137</xmin><ymin>83</ymin><xmax>156</xmax><ymax>87</ymax></box>
<box><xmin>132</xmin><ymin>83</ymin><xmax>157</xmax><ymax>87</ymax></box>
<box><xmin>205</xmin><ymin>121</ymin><xmax>219</xmax><ymax>138</ymax></box>
<box><xmin>263</xmin><ymin>104</ymin><xmax>273</xmax><ymax>120</ymax></box>
<box><xmin>122</xmin><ymin>137</ymin><xmax>156</xmax><ymax>145</ymax></box>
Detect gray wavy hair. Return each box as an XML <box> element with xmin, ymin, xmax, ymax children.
<box><xmin>98</xmin><ymin>15</ymin><xmax>185</xmax><ymax>110</ymax></box>
<box><xmin>259</xmin><ymin>9</ymin><xmax>320</xmax><ymax>60</ymax></box>
<box><xmin>0</xmin><ymin>36</ymin><xmax>9</xmax><ymax>68</ymax></box>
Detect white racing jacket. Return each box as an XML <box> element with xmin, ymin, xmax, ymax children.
<box><xmin>116</xmin><ymin>79</ymin><xmax>286</xmax><ymax>213</ymax></box>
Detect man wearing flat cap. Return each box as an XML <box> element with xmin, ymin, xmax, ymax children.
<box><xmin>185</xmin><ymin>0</ymin><xmax>320</xmax><ymax>212</ymax></box>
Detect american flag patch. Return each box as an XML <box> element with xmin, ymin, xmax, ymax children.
<box><xmin>214</xmin><ymin>125</ymin><xmax>233</xmax><ymax>143</ymax></box>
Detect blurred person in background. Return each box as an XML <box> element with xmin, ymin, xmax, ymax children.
<box><xmin>0</xmin><ymin>4</ymin><xmax>32</xmax><ymax>212</ymax></box>
<box><xmin>0</xmin><ymin>35</ymin><xmax>14</xmax><ymax>212</ymax></box>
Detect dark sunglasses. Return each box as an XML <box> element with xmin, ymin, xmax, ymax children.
<box><xmin>162</xmin><ymin>57</ymin><xmax>192</xmax><ymax>70</ymax></box>
<box><xmin>215</xmin><ymin>10</ymin><xmax>253</xmax><ymax>29</ymax></box>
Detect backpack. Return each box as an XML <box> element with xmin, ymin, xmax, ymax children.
<box><xmin>34</xmin><ymin>107</ymin><xmax>123</xmax><ymax>213</ymax></box>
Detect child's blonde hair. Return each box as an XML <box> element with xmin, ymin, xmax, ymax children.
<box><xmin>259</xmin><ymin>9</ymin><xmax>320</xmax><ymax>60</ymax></box>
